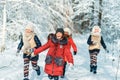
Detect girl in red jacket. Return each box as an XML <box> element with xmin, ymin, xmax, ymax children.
<box><xmin>61</xmin><ymin>27</ymin><xmax>77</xmax><ymax>78</ymax></box>
<box><xmin>31</xmin><ymin>28</ymin><xmax>73</xmax><ymax>80</ymax></box>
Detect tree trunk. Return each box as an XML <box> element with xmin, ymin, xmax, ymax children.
<box><xmin>0</xmin><ymin>0</ymin><xmax>6</xmax><ymax>53</ymax></box>
<box><xmin>98</xmin><ymin>0</ymin><xmax>102</xmax><ymax>26</ymax></box>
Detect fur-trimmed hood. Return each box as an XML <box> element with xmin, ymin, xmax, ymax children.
<box><xmin>51</xmin><ymin>36</ymin><xmax>68</xmax><ymax>45</ymax></box>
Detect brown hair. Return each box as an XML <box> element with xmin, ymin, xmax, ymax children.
<box><xmin>47</xmin><ymin>33</ymin><xmax>54</xmax><ymax>40</ymax></box>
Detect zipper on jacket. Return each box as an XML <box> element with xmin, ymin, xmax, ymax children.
<box><xmin>52</xmin><ymin>44</ymin><xmax>58</xmax><ymax>75</ymax></box>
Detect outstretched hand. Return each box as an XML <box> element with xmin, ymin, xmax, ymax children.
<box><xmin>68</xmin><ymin>63</ymin><xmax>74</xmax><ymax>70</ymax></box>
<box><xmin>69</xmin><ymin>63</ymin><xmax>73</xmax><ymax>67</ymax></box>
<box><xmin>16</xmin><ymin>49</ymin><xmax>20</xmax><ymax>56</ymax></box>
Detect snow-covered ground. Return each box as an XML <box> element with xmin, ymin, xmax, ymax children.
<box><xmin>0</xmin><ymin>34</ymin><xmax>120</xmax><ymax>80</ymax></box>
<box><xmin>0</xmin><ymin>0</ymin><xmax>120</xmax><ymax>80</ymax></box>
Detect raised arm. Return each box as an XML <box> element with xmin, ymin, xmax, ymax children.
<box><xmin>34</xmin><ymin>41</ymin><xmax>50</xmax><ymax>55</ymax></box>
<box><xmin>17</xmin><ymin>39</ymin><xmax>23</xmax><ymax>50</ymax></box>
<box><xmin>70</xmin><ymin>38</ymin><xmax>77</xmax><ymax>52</ymax></box>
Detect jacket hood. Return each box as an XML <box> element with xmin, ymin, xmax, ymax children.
<box><xmin>51</xmin><ymin>36</ymin><xmax>67</xmax><ymax>45</ymax></box>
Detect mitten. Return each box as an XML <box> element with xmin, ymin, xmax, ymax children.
<box><xmin>73</xmin><ymin>51</ymin><xmax>77</xmax><ymax>55</ymax></box>
<box><xmin>27</xmin><ymin>48</ymin><xmax>34</xmax><ymax>53</ymax></box>
<box><xmin>105</xmin><ymin>48</ymin><xmax>109</xmax><ymax>53</ymax></box>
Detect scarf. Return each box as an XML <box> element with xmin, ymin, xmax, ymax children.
<box><xmin>22</xmin><ymin>32</ymin><xmax>36</xmax><ymax>54</ymax></box>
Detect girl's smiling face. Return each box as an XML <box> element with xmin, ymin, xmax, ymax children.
<box><xmin>56</xmin><ymin>32</ymin><xmax>63</xmax><ymax>40</ymax></box>
<box><xmin>25</xmin><ymin>29</ymin><xmax>32</xmax><ymax>33</ymax></box>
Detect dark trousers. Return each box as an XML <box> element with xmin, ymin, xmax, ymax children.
<box><xmin>23</xmin><ymin>54</ymin><xmax>39</xmax><ymax>78</ymax></box>
<box><xmin>62</xmin><ymin>62</ymin><xmax>67</xmax><ymax>76</ymax></box>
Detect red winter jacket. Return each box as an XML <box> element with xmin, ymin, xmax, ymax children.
<box><xmin>64</xmin><ymin>37</ymin><xmax>77</xmax><ymax>62</ymax></box>
<box><xmin>67</xmin><ymin>37</ymin><xmax>77</xmax><ymax>52</ymax></box>
<box><xmin>34</xmin><ymin>36</ymin><xmax>73</xmax><ymax>76</ymax></box>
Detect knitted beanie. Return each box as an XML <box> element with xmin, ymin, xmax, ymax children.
<box><xmin>25</xmin><ymin>23</ymin><xmax>34</xmax><ymax>32</ymax></box>
<box><xmin>56</xmin><ymin>28</ymin><xmax>64</xmax><ymax>35</ymax></box>
<box><xmin>64</xmin><ymin>27</ymin><xmax>71</xmax><ymax>35</ymax></box>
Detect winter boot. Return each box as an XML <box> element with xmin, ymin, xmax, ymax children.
<box><xmin>54</xmin><ymin>76</ymin><xmax>59</xmax><ymax>80</ymax></box>
<box><xmin>48</xmin><ymin>75</ymin><xmax>53</xmax><ymax>79</ymax></box>
<box><xmin>36</xmin><ymin>66</ymin><xmax>41</xmax><ymax>76</ymax></box>
<box><xmin>23</xmin><ymin>78</ymin><xmax>29</xmax><ymax>80</ymax></box>
<box><xmin>90</xmin><ymin>65</ymin><xmax>94</xmax><ymax>72</ymax></box>
<box><xmin>61</xmin><ymin>75</ymin><xmax>64</xmax><ymax>78</ymax></box>
<box><xmin>93</xmin><ymin>66</ymin><xmax>97</xmax><ymax>74</ymax></box>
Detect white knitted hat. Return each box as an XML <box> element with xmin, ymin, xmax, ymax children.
<box><xmin>25</xmin><ymin>23</ymin><xmax>34</xmax><ymax>32</ymax></box>
<box><xmin>64</xmin><ymin>27</ymin><xmax>72</xmax><ymax>35</ymax></box>
<box><xmin>92</xmin><ymin>26</ymin><xmax>101</xmax><ymax>33</ymax></box>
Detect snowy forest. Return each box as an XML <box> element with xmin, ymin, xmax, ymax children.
<box><xmin>0</xmin><ymin>0</ymin><xmax>120</xmax><ymax>80</ymax></box>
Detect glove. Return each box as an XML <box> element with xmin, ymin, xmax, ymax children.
<box><xmin>73</xmin><ymin>51</ymin><xmax>77</xmax><ymax>55</ymax></box>
<box><xmin>17</xmin><ymin>49</ymin><xmax>20</xmax><ymax>53</ymax></box>
<box><xmin>106</xmin><ymin>50</ymin><xmax>109</xmax><ymax>53</ymax></box>
<box><xmin>105</xmin><ymin>49</ymin><xmax>109</xmax><ymax>53</ymax></box>
<box><xmin>16</xmin><ymin>49</ymin><xmax>20</xmax><ymax>56</ymax></box>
